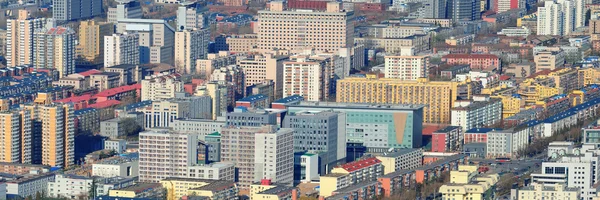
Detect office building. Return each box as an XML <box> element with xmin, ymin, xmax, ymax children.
<box><xmin>116</xmin><ymin>19</ymin><xmax>175</xmax><ymax>65</ymax></box>
<box><xmin>257</xmin><ymin>2</ymin><xmax>354</xmax><ymax>53</ymax></box>
<box><xmin>6</xmin><ymin>10</ymin><xmax>54</xmax><ymax>67</ymax></box>
<box><xmin>138</xmin><ymin>130</ymin><xmax>199</xmax><ymax>183</ymax></box>
<box><xmin>53</xmin><ymin>0</ymin><xmax>102</xmax><ymax>21</ymax></box>
<box><xmin>104</xmin><ymin>33</ymin><xmax>140</xmax><ymax>68</ymax></box>
<box><xmin>336</xmin><ymin>75</ymin><xmax>476</xmax><ymax>124</ymax></box>
<box><xmin>225</xmin><ymin>107</ymin><xmax>278</xmax><ymax>127</ymax></box>
<box><xmin>375</xmin><ymin>149</ymin><xmax>423</xmax><ymax>175</ymax></box>
<box><xmin>237</xmin><ymin>53</ymin><xmax>289</xmax><ymax>100</ymax></box>
<box><xmin>421</xmin><ymin>0</ymin><xmax>446</xmax><ymax>18</ymax></box>
<box><xmin>91</xmin><ymin>154</ymin><xmax>138</xmax><ymax>178</ymax></box>
<box><xmin>249</xmin><ymin>180</ymin><xmax>298</xmax><ymax>200</ymax></box>
<box><xmin>0</xmin><ymin>110</ymin><xmax>31</xmax><ymax>163</ymax></box>
<box><xmin>174</xmin><ymin>29</ymin><xmax>210</xmax><ymax>74</ymax></box>
<box><xmin>176</xmin><ymin>1</ymin><xmax>205</xmax><ymax>30</ymax></box>
<box><xmin>77</xmin><ymin>21</ymin><xmax>115</xmax><ymax>62</ymax></box>
<box><xmin>220</xmin><ymin>125</ymin><xmax>294</xmax><ymax>189</ymax></box>
<box><xmin>294</xmin><ymin>152</ymin><xmax>319</xmax><ymax>182</ymax></box>
<box><xmin>283</xmin><ymin>111</ymin><xmax>342</xmax><ymax>174</ymax></box>
<box><xmin>205</xmin><ymin>132</ymin><xmax>221</xmax><ymax>162</ymax></box>
<box><xmin>186</xmin><ymin>162</ymin><xmax>235</xmax><ymax>180</ymax></box>
<box><xmin>33</xmin><ymin>27</ymin><xmax>76</xmax><ymax>78</ymax></box>
<box><xmin>448</xmin><ymin>0</ymin><xmax>481</xmax><ymax>22</ymax></box>
<box><xmin>384</xmin><ymin>56</ymin><xmax>429</xmax><ymax>80</ymax></box>
<box><xmin>283</xmin><ymin>55</ymin><xmax>337</xmax><ymax>101</ymax></box>
<box><xmin>140</xmin><ymin>73</ymin><xmax>185</xmax><ymax>101</ymax></box>
<box><xmin>137</xmin><ymin>96</ymin><xmax>212</xmax><ymax>128</ymax></box>
<box><xmin>107</xmin><ymin>0</ymin><xmax>143</xmax><ymax>23</ymax></box>
<box><xmin>451</xmin><ymin>96</ymin><xmax>502</xmax><ymax>132</ymax></box>
<box><xmin>210</xmin><ymin>65</ymin><xmax>246</xmax><ymax>99</ymax></box>
<box><xmin>287</xmin><ymin>102</ymin><xmax>424</xmax><ymax>150</ymax></box>
<box><xmin>104</xmin><ymin>139</ymin><xmax>127</xmax><ymax>153</ymax></box>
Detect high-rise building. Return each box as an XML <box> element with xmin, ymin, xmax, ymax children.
<box><xmin>220</xmin><ymin>125</ymin><xmax>294</xmax><ymax>189</ymax></box>
<box><xmin>496</xmin><ymin>0</ymin><xmax>525</xmax><ymax>13</ymax></box>
<box><xmin>196</xmin><ymin>82</ymin><xmax>229</xmax><ymax>120</ymax></box>
<box><xmin>257</xmin><ymin>2</ymin><xmax>354</xmax><ymax>53</ymax></box>
<box><xmin>537</xmin><ymin>0</ymin><xmax>585</xmax><ymax>36</ymax></box>
<box><xmin>0</xmin><ymin>110</ymin><xmax>31</xmax><ymax>163</ymax></box>
<box><xmin>336</xmin><ymin>75</ymin><xmax>476</xmax><ymax>124</ymax></box>
<box><xmin>104</xmin><ymin>33</ymin><xmax>140</xmax><ymax>68</ymax></box>
<box><xmin>174</xmin><ymin>29</ymin><xmax>210</xmax><ymax>74</ymax></box>
<box><xmin>116</xmin><ymin>19</ymin><xmax>175</xmax><ymax>65</ymax></box>
<box><xmin>448</xmin><ymin>0</ymin><xmax>481</xmax><ymax>22</ymax></box>
<box><xmin>283</xmin><ymin>111</ymin><xmax>342</xmax><ymax>174</ymax></box>
<box><xmin>138</xmin><ymin>129</ymin><xmax>199</xmax><ymax>183</ymax></box>
<box><xmin>225</xmin><ymin>108</ymin><xmax>278</xmax><ymax>127</ymax></box>
<box><xmin>53</xmin><ymin>0</ymin><xmax>103</xmax><ymax>21</ymax></box>
<box><xmin>33</xmin><ymin>27</ymin><xmax>76</xmax><ymax>78</ymax></box>
<box><xmin>136</xmin><ymin>96</ymin><xmax>212</xmax><ymax>128</ymax></box>
<box><xmin>0</xmin><ymin>29</ymin><xmax>6</xmax><ymax>56</ymax></box>
<box><xmin>421</xmin><ymin>0</ymin><xmax>447</xmax><ymax>18</ymax></box>
<box><xmin>6</xmin><ymin>10</ymin><xmax>54</xmax><ymax>67</ymax></box>
<box><xmin>77</xmin><ymin>21</ymin><xmax>115</xmax><ymax>62</ymax></box>
<box><xmin>384</xmin><ymin>56</ymin><xmax>429</xmax><ymax>80</ymax></box>
<box><xmin>176</xmin><ymin>1</ymin><xmax>206</xmax><ymax>30</ymax></box>
<box><xmin>140</xmin><ymin>73</ymin><xmax>185</xmax><ymax>101</ymax></box>
<box><xmin>107</xmin><ymin>0</ymin><xmax>143</xmax><ymax>23</ymax></box>
<box><xmin>237</xmin><ymin>53</ymin><xmax>289</xmax><ymax>99</ymax></box>
<box><xmin>196</xmin><ymin>51</ymin><xmax>238</xmax><ymax>78</ymax></box>
<box><xmin>283</xmin><ymin>55</ymin><xmax>337</xmax><ymax>101</ymax></box>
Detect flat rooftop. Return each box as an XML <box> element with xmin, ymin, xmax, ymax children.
<box><xmin>291</xmin><ymin>101</ymin><xmax>425</xmax><ymax>110</ymax></box>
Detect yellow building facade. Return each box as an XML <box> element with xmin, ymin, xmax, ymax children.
<box><xmin>440</xmin><ymin>166</ymin><xmax>499</xmax><ymax>200</ymax></box>
<box><xmin>161</xmin><ymin>178</ymin><xmax>213</xmax><ymax>200</ymax></box>
<box><xmin>77</xmin><ymin>20</ymin><xmax>114</xmax><ymax>62</ymax></box>
<box><xmin>578</xmin><ymin>68</ymin><xmax>600</xmax><ymax>86</ymax></box>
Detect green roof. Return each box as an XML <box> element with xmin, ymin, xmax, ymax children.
<box><xmin>206</xmin><ymin>132</ymin><xmax>221</xmax><ymax>137</ymax></box>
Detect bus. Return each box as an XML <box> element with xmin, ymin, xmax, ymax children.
<box><xmin>496</xmin><ymin>157</ymin><xmax>511</xmax><ymax>162</ymax></box>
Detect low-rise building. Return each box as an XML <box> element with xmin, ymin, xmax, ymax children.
<box><xmin>375</xmin><ymin>149</ymin><xmax>423</xmax><ymax>175</ymax></box>
<box><xmin>92</xmin><ymin>154</ymin><xmax>139</xmax><ymax>178</ymax></box>
<box><xmin>104</xmin><ymin>139</ymin><xmax>127</xmax><ymax>153</ymax></box>
<box><xmin>186</xmin><ymin>162</ymin><xmax>235</xmax><ymax>180</ymax></box>
<box><xmin>486</xmin><ymin>128</ymin><xmax>530</xmax><ymax>158</ymax></box>
<box><xmin>439</xmin><ymin>167</ymin><xmax>499</xmax><ymax>200</ymax></box>
<box><xmin>0</xmin><ymin>163</ymin><xmax>50</xmax><ymax>175</ymax></box>
<box><xmin>249</xmin><ymin>179</ymin><xmax>298</xmax><ymax>200</ymax></box>
<box><xmin>100</xmin><ymin>118</ymin><xmax>125</xmax><ymax>139</ymax></box>
<box><xmin>186</xmin><ymin>180</ymin><xmax>239</xmax><ymax>200</ymax></box>
<box><xmin>160</xmin><ymin>178</ymin><xmax>237</xmax><ymax>200</ymax></box>
<box><xmin>6</xmin><ymin>173</ymin><xmax>56</xmax><ymax>198</ymax></box>
<box><xmin>511</xmin><ymin>183</ymin><xmax>580</xmax><ymax>200</ymax></box>
<box><xmin>432</xmin><ymin>126</ymin><xmax>463</xmax><ymax>152</ymax></box>
<box><xmin>441</xmin><ymin>54</ymin><xmax>500</xmax><ymax>71</ymax></box>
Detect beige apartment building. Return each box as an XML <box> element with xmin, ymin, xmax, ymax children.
<box><xmin>226</xmin><ymin>34</ymin><xmax>257</xmax><ymax>53</ymax></box>
<box><xmin>534</xmin><ymin>51</ymin><xmax>566</xmax><ymax>72</ymax></box>
<box><xmin>174</xmin><ymin>29</ymin><xmax>210</xmax><ymax>74</ymax></box>
<box><xmin>283</xmin><ymin>54</ymin><xmax>337</xmax><ymax>101</ymax></box>
<box><xmin>0</xmin><ymin>110</ymin><xmax>31</xmax><ymax>163</ymax></box>
<box><xmin>237</xmin><ymin>53</ymin><xmax>289</xmax><ymax>99</ymax></box>
<box><xmin>196</xmin><ymin>51</ymin><xmax>238</xmax><ymax>78</ymax></box>
<box><xmin>141</xmin><ymin>73</ymin><xmax>185</xmax><ymax>101</ymax></box>
<box><xmin>220</xmin><ymin>125</ymin><xmax>294</xmax><ymax>189</ymax></box>
<box><xmin>77</xmin><ymin>21</ymin><xmax>115</xmax><ymax>62</ymax></box>
<box><xmin>384</xmin><ymin>55</ymin><xmax>429</xmax><ymax>80</ymax></box>
<box><xmin>104</xmin><ymin>32</ymin><xmax>140</xmax><ymax>68</ymax></box>
<box><xmin>257</xmin><ymin>2</ymin><xmax>354</xmax><ymax>53</ymax></box>
<box><xmin>6</xmin><ymin>10</ymin><xmax>54</xmax><ymax>67</ymax></box>
<box><xmin>90</xmin><ymin>72</ymin><xmax>121</xmax><ymax>91</ymax></box>
<box><xmin>33</xmin><ymin>27</ymin><xmax>76</xmax><ymax>78</ymax></box>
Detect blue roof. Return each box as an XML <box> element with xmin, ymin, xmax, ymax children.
<box><xmin>465</xmin><ymin>128</ymin><xmax>501</xmax><ymax>133</ymax></box>
<box><xmin>124</xmin><ymin>100</ymin><xmax>152</xmax><ymax>110</ymax></box>
<box><xmin>435</xmin><ymin>126</ymin><xmax>461</xmax><ymax>133</ymax></box>
<box><xmin>238</xmin><ymin>94</ymin><xmax>268</xmax><ymax>102</ymax></box>
<box><xmin>74</xmin><ymin>108</ymin><xmax>98</xmax><ymax>115</ymax></box>
<box><xmin>273</xmin><ymin>95</ymin><xmax>304</xmax><ymax>104</ymax></box>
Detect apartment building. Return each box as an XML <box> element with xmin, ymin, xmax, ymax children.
<box><xmin>0</xmin><ymin>110</ymin><xmax>31</xmax><ymax>163</ymax></box>
<box><xmin>140</xmin><ymin>73</ymin><xmax>184</xmax><ymax>101</ymax></box>
<box><xmin>196</xmin><ymin>51</ymin><xmax>238</xmax><ymax>78</ymax></box>
<box><xmin>226</xmin><ymin>34</ymin><xmax>258</xmax><ymax>53</ymax></box>
<box><xmin>486</xmin><ymin>128</ymin><xmax>529</xmax><ymax>158</ymax></box>
<box><xmin>441</xmin><ymin>54</ymin><xmax>500</xmax><ymax>71</ymax></box>
<box><xmin>138</xmin><ymin>130</ymin><xmax>199</xmax><ymax>183</ymax></box>
<box><xmin>6</xmin><ymin>173</ymin><xmax>56</xmax><ymax>198</ymax></box>
<box><xmin>283</xmin><ymin>55</ymin><xmax>336</xmax><ymax>101</ymax></box>
<box><xmin>511</xmin><ymin>183</ymin><xmax>580</xmax><ymax>199</ymax></box>
<box><xmin>384</xmin><ymin>55</ymin><xmax>429</xmax><ymax>80</ymax></box>
<box><xmin>116</xmin><ymin>19</ymin><xmax>175</xmax><ymax>65</ymax></box>
<box><xmin>33</xmin><ymin>27</ymin><xmax>76</xmax><ymax>78</ymax></box>
<box><xmin>257</xmin><ymin>2</ymin><xmax>354</xmax><ymax>53</ymax></box>
<box><xmin>375</xmin><ymin>149</ymin><xmax>423</xmax><ymax>175</ymax></box>
<box><xmin>90</xmin><ymin>72</ymin><xmax>121</xmax><ymax>91</ymax></box>
<box><xmin>354</xmin><ymin>34</ymin><xmax>431</xmax><ymax>54</ymax></box>
<box><xmin>92</xmin><ymin>155</ymin><xmax>138</xmax><ymax>178</ymax></box>
<box><xmin>330</xmin><ymin>157</ymin><xmax>383</xmax><ymax>186</ymax></box>
<box><xmin>6</xmin><ymin>10</ymin><xmax>54</xmax><ymax>67</ymax></box>
<box><xmin>220</xmin><ymin>125</ymin><xmax>294</xmax><ymax>189</ymax></box>
<box><xmin>107</xmin><ymin>0</ymin><xmax>143</xmax><ymax>23</ymax></box>
<box><xmin>186</xmin><ymin>162</ymin><xmax>235</xmax><ymax>180</ymax></box>
<box><xmin>136</xmin><ymin>96</ymin><xmax>212</xmax><ymax>128</ymax></box>
<box><xmin>439</xmin><ymin>167</ymin><xmax>498</xmax><ymax>200</ymax></box>
<box><xmin>174</xmin><ymin>29</ymin><xmax>210</xmax><ymax>74</ymax></box>
<box><xmin>431</xmin><ymin>126</ymin><xmax>463</xmax><ymax>153</ymax></box>
<box><xmin>104</xmin><ymin>33</ymin><xmax>140</xmax><ymax>68</ymax></box>
<box><xmin>237</xmin><ymin>53</ymin><xmax>289</xmax><ymax>99</ymax></box>
<box><xmin>451</xmin><ymin>96</ymin><xmax>502</xmax><ymax>132</ymax></box>
<box><xmin>535</xmin><ymin>51</ymin><xmax>566</xmax><ymax>71</ymax></box>
<box><xmin>160</xmin><ymin>178</ymin><xmax>237</xmax><ymax>200</ymax></box>
<box><xmin>209</xmin><ymin>65</ymin><xmax>246</xmax><ymax>100</ymax></box>
<box><xmin>77</xmin><ymin>21</ymin><xmax>115</xmax><ymax>62</ymax></box>
<box><xmin>196</xmin><ymin>83</ymin><xmax>229</xmax><ymax>120</ymax></box>
<box><xmin>53</xmin><ymin>0</ymin><xmax>102</xmax><ymax>21</ymax></box>
<box><xmin>250</xmin><ymin>180</ymin><xmax>298</xmax><ymax>200</ymax></box>
<box><xmin>176</xmin><ymin>1</ymin><xmax>205</xmax><ymax>30</ymax></box>
<box><xmin>336</xmin><ymin>75</ymin><xmax>476</xmax><ymax>124</ymax></box>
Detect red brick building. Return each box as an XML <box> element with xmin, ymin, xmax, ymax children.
<box><xmin>442</xmin><ymin>54</ymin><xmax>500</xmax><ymax>71</ymax></box>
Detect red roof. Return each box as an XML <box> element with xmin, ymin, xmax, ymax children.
<box><xmin>499</xmin><ymin>75</ymin><xmax>511</xmax><ymax>81</ymax></box>
<box><xmin>88</xmin><ymin>100</ymin><xmax>121</xmax><ymax>109</ymax></box>
<box><xmin>422</xmin><ymin>125</ymin><xmax>443</xmax><ymax>136</ymax></box>
<box><xmin>527</xmin><ymin>69</ymin><xmax>552</xmax><ymax>78</ymax></box>
<box><xmin>338</xmin><ymin>157</ymin><xmax>381</xmax><ymax>172</ymax></box>
<box><xmin>78</xmin><ymin>69</ymin><xmax>102</xmax><ymax>77</ymax></box>
<box><xmin>442</xmin><ymin>54</ymin><xmax>499</xmax><ymax>59</ymax></box>
<box><xmin>93</xmin><ymin>84</ymin><xmax>141</xmax><ymax>98</ymax></box>
<box><xmin>55</xmin><ymin>94</ymin><xmax>94</xmax><ymax>103</ymax></box>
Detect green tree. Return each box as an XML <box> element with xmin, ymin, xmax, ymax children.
<box><xmin>120</xmin><ymin>118</ymin><xmax>142</xmax><ymax>138</ymax></box>
<box><xmin>88</xmin><ymin>177</ymin><xmax>97</xmax><ymax>199</ymax></box>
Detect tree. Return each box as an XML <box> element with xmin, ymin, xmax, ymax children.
<box><xmin>88</xmin><ymin>177</ymin><xmax>98</xmax><ymax>199</ymax></box>
<box><xmin>120</xmin><ymin>118</ymin><xmax>142</xmax><ymax>138</ymax></box>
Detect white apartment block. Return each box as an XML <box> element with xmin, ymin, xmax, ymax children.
<box><xmin>537</xmin><ymin>0</ymin><xmax>585</xmax><ymax>36</ymax></box>
<box><xmin>486</xmin><ymin>128</ymin><xmax>529</xmax><ymax>158</ymax></box>
<box><xmin>174</xmin><ymin>29</ymin><xmax>210</xmax><ymax>74</ymax></box>
<box><xmin>92</xmin><ymin>157</ymin><xmax>138</xmax><ymax>178</ymax></box>
<box><xmin>116</xmin><ymin>19</ymin><xmax>175</xmax><ymax>65</ymax></box>
<box><xmin>511</xmin><ymin>183</ymin><xmax>580</xmax><ymax>200</ymax></box>
<box><xmin>196</xmin><ymin>51</ymin><xmax>238</xmax><ymax>78</ymax></box>
<box><xmin>170</xmin><ymin>118</ymin><xmax>225</xmax><ymax>140</ymax></box>
<box><xmin>451</xmin><ymin>96</ymin><xmax>502</xmax><ymax>132</ymax></box>
<box><xmin>6</xmin><ymin>173</ymin><xmax>55</xmax><ymax>198</ymax></box>
<box><xmin>33</xmin><ymin>27</ymin><xmax>75</xmax><ymax>78</ymax></box>
<box><xmin>220</xmin><ymin>125</ymin><xmax>294</xmax><ymax>188</ymax></box>
<box><xmin>136</xmin><ymin>96</ymin><xmax>212</xmax><ymax>128</ymax></box>
<box><xmin>47</xmin><ymin>174</ymin><xmax>92</xmax><ymax>198</ymax></box>
<box><xmin>531</xmin><ymin>151</ymin><xmax>600</xmax><ymax>199</ymax></box>
<box><xmin>283</xmin><ymin>55</ymin><xmax>334</xmax><ymax>101</ymax></box>
<box><xmin>257</xmin><ymin>2</ymin><xmax>354</xmax><ymax>53</ymax></box>
<box><xmin>177</xmin><ymin>2</ymin><xmax>205</xmax><ymax>30</ymax></box>
<box><xmin>497</xmin><ymin>27</ymin><xmax>532</xmax><ymax>37</ymax></box>
<box><xmin>376</xmin><ymin>148</ymin><xmax>423</xmax><ymax>174</ymax></box>
<box><xmin>138</xmin><ymin>130</ymin><xmax>199</xmax><ymax>183</ymax></box>
<box><xmin>384</xmin><ymin>55</ymin><xmax>429</xmax><ymax>80</ymax></box>
<box><xmin>140</xmin><ymin>73</ymin><xmax>185</xmax><ymax>101</ymax></box>
<box><xmin>186</xmin><ymin>162</ymin><xmax>235</xmax><ymax>180</ymax></box>
<box><xmin>104</xmin><ymin>33</ymin><xmax>140</xmax><ymax>68</ymax></box>
<box><xmin>104</xmin><ymin>139</ymin><xmax>127</xmax><ymax>153</ymax></box>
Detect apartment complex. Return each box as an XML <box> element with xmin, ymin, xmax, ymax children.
<box><xmin>336</xmin><ymin>75</ymin><xmax>475</xmax><ymax>124</ymax></box>
<box><xmin>257</xmin><ymin>2</ymin><xmax>354</xmax><ymax>53</ymax></box>
<box><xmin>53</xmin><ymin>0</ymin><xmax>102</xmax><ymax>21</ymax></box>
<box><xmin>384</xmin><ymin>56</ymin><xmax>429</xmax><ymax>80</ymax></box>
<box><xmin>104</xmin><ymin>33</ymin><xmax>140</xmax><ymax>68</ymax></box>
<box><xmin>138</xmin><ymin>130</ymin><xmax>199</xmax><ymax>183</ymax></box>
<box><xmin>6</xmin><ymin>10</ymin><xmax>54</xmax><ymax>67</ymax></box>
<box><xmin>537</xmin><ymin>0</ymin><xmax>585</xmax><ymax>36</ymax></box>
<box><xmin>116</xmin><ymin>19</ymin><xmax>175</xmax><ymax>65</ymax></box>
<box><xmin>220</xmin><ymin>125</ymin><xmax>294</xmax><ymax>189</ymax></box>
<box><xmin>33</xmin><ymin>27</ymin><xmax>76</xmax><ymax>78</ymax></box>
<box><xmin>174</xmin><ymin>29</ymin><xmax>210</xmax><ymax>74</ymax></box>
<box><xmin>283</xmin><ymin>55</ymin><xmax>336</xmax><ymax>101</ymax></box>
<box><xmin>431</xmin><ymin>126</ymin><xmax>463</xmax><ymax>153</ymax></box>
<box><xmin>486</xmin><ymin>128</ymin><xmax>529</xmax><ymax>158</ymax></box>
<box><xmin>140</xmin><ymin>73</ymin><xmax>185</xmax><ymax>101</ymax></box>
<box><xmin>77</xmin><ymin>21</ymin><xmax>115</xmax><ymax>62</ymax></box>
<box><xmin>237</xmin><ymin>53</ymin><xmax>289</xmax><ymax>99</ymax></box>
